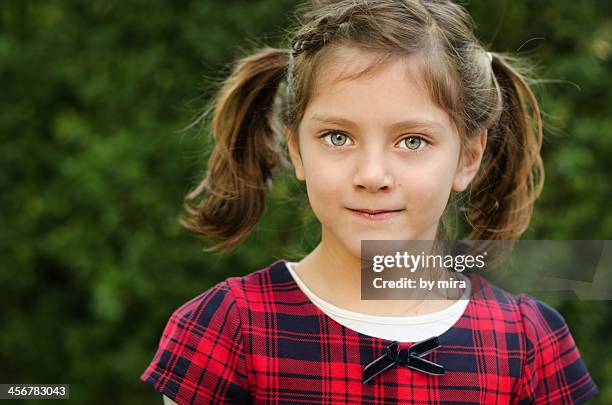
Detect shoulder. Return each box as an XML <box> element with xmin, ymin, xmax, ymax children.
<box><xmin>517</xmin><ymin>294</ymin><xmax>599</xmax><ymax>403</ymax></box>
<box><xmin>470</xmin><ymin>273</ymin><xmax>599</xmax><ymax>403</ymax></box>
<box><xmin>514</xmin><ymin>292</ymin><xmax>576</xmax><ymax>370</ymax></box>
<box><xmin>140</xmin><ymin>278</ymin><xmax>249</xmax><ymax>403</ymax></box>
<box><xmin>467</xmin><ymin>273</ymin><xmax>599</xmax><ymax>403</ymax></box>
<box><xmin>515</xmin><ymin>293</ymin><xmax>568</xmax><ymax>344</ymax></box>
<box><xmin>172</xmin><ymin>279</ymin><xmax>236</xmax><ymax>322</ymax></box>
<box><xmin>139</xmin><ymin>259</ymin><xmax>289</xmax><ymax>404</ymax></box>
<box><xmin>465</xmin><ymin>272</ymin><xmax>570</xmax><ymax>329</ymax></box>
<box><xmin>464</xmin><ymin>271</ymin><xmax>528</xmax><ymax>324</ymax></box>
<box><xmin>467</xmin><ymin>272</ymin><xmax>579</xmax><ymax>356</ymax></box>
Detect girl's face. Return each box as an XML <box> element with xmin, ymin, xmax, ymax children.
<box><xmin>286</xmin><ymin>48</ymin><xmax>486</xmax><ymax>260</ymax></box>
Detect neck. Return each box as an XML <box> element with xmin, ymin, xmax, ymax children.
<box><xmin>293</xmin><ymin>227</ymin><xmax>458</xmax><ymax>316</ymax></box>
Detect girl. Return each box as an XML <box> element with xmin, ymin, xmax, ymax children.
<box><xmin>140</xmin><ymin>0</ymin><xmax>599</xmax><ymax>403</ymax></box>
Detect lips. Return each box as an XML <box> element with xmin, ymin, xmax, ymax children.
<box><xmin>348</xmin><ymin>208</ymin><xmax>403</xmax><ymax>214</ymax></box>
<box><xmin>347</xmin><ymin>207</ymin><xmax>404</xmax><ymax>220</ymax></box>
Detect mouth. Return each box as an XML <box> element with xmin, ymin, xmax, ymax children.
<box><xmin>347</xmin><ymin>208</ymin><xmax>405</xmax><ymax>220</ymax></box>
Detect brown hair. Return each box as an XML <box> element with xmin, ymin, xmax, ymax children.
<box><xmin>180</xmin><ymin>0</ymin><xmax>544</xmax><ymax>252</ymax></box>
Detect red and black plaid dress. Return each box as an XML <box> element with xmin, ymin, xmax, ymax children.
<box><xmin>140</xmin><ymin>259</ymin><xmax>599</xmax><ymax>404</ymax></box>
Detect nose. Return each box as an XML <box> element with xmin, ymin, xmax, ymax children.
<box><xmin>353</xmin><ymin>148</ymin><xmax>394</xmax><ymax>192</ymax></box>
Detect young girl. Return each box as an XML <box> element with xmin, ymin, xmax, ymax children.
<box><xmin>140</xmin><ymin>0</ymin><xmax>599</xmax><ymax>403</ymax></box>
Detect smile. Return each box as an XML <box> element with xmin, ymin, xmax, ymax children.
<box><xmin>347</xmin><ymin>208</ymin><xmax>404</xmax><ymax>220</ymax></box>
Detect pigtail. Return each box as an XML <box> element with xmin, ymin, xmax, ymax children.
<box><xmin>179</xmin><ymin>48</ymin><xmax>290</xmax><ymax>252</ymax></box>
<box><xmin>465</xmin><ymin>53</ymin><xmax>545</xmax><ymax>240</ymax></box>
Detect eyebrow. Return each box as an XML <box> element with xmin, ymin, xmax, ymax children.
<box><xmin>309</xmin><ymin>114</ymin><xmax>445</xmax><ymax>132</ymax></box>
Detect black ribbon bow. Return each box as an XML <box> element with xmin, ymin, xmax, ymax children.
<box><xmin>363</xmin><ymin>336</ymin><xmax>446</xmax><ymax>384</ymax></box>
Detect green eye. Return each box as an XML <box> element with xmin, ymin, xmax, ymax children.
<box><xmin>403</xmin><ymin>137</ymin><xmax>422</xmax><ymax>150</ymax></box>
<box><xmin>329</xmin><ymin>132</ymin><xmax>348</xmax><ymax>146</ymax></box>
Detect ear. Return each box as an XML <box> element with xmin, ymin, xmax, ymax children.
<box><xmin>452</xmin><ymin>129</ymin><xmax>487</xmax><ymax>192</ymax></box>
<box><xmin>284</xmin><ymin>126</ymin><xmax>305</xmax><ymax>182</ymax></box>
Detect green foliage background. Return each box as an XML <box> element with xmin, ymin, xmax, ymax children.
<box><xmin>1</xmin><ymin>0</ymin><xmax>610</xmax><ymax>403</ymax></box>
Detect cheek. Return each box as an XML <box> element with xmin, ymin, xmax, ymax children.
<box><xmin>399</xmin><ymin>159</ymin><xmax>456</xmax><ymax>213</ymax></box>
<box><xmin>301</xmin><ymin>152</ymin><xmax>343</xmax><ymax>214</ymax></box>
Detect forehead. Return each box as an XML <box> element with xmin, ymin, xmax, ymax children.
<box><xmin>304</xmin><ymin>47</ymin><xmax>454</xmax><ymax>131</ymax></box>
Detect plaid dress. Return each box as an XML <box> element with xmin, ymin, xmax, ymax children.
<box><xmin>140</xmin><ymin>259</ymin><xmax>599</xmax><ymax>404</ymax></box>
